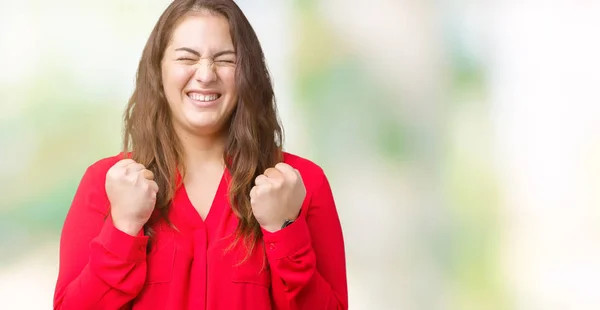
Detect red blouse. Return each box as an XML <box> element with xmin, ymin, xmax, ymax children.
<box><xmin>53</xmin><ymin>152</ymin><xmax>348</xmax><ymax>310</ymax></box>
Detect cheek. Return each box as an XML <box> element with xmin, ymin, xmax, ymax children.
<box><xmin>163</xmin><ymin>65</ymin><xmax>194</xmax><ymax>94</ymax></box>
<box><xmin>219</xmin><ymin>68</ymin><xmax>237</xmax><ymax>92</ymax></box>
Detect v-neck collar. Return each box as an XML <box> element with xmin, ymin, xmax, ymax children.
<box><xmin>173</xmin><ymin>168</ymin><xmax>230</xmax><ymax>229</ymax></box>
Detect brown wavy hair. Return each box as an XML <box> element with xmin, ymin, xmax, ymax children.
<box><xmin>122</xmin><ymin>0</ymin><xmax>283</xmax><ymax>255</ymax></box>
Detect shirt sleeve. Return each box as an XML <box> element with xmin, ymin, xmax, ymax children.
<box><xmin>262</xmin><ymin>171</ymin><xmax>348</xmax><ymax>310</ymax></box>
<box><xmin>53</xmin><ymin>164</ymin><xmax>149</xmax><ymax>310</ymax></box>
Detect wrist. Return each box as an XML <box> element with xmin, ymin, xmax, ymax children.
<box><xmin>261</xmin><ymin>218</ymin><xmax>296</xmax><ymax>233</ymax></box>
<box><xmin>259</xmin><ymin>208</ymin><xmax>301</xmax><ymax>233</ymax></box>
<box><xmin>112</xmin><ymin>218</ymin><xmax>144</xmax><ymax>236</ymax></box>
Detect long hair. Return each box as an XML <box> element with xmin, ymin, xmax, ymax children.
<box><xmin>122</xmin><ymin>0</ymin><xmax>283</xmax><ymax>256</ymax></box>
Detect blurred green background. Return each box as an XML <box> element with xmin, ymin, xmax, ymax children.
<box><xmin>1</xmin><ymin>1</ymin><xmax>600</xmax><ymax>309</ymax></box>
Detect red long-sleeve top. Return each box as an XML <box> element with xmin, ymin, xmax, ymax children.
<box><xmin>53</xmin><ymin>152</ymin><xmax>348</xmax><ymax>310</ymax></box>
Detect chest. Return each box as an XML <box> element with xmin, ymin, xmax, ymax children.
<box><xmin>138</xmin><ymin>211</ymin><xmax>272</xmax><ymax>309</ymax></box>
<box><xmin>183</xmin><ymin>170</ymin><xmax>225</xmax><ymax>221</ymax></box>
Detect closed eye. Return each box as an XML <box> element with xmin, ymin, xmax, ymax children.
<box><xmin>215</xmin><ymin>60</ymin><xmax>236</xmax><ymax>66</ymax></box>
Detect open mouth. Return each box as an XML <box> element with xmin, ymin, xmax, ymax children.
<box><xmin>187</xmin><ymin>92</ymin><xmax>222</xmax><ymax>104</ymax></box>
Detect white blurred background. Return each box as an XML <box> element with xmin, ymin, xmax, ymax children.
<box><xmin>1</xmin><ymin>1</ymin><xmax>599</xmax><ymax>309</ymax></box>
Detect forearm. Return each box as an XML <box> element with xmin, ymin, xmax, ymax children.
<box><xmin>263</xmin><ymin>216</ymin><xmax>347</xmax><ymax>310</ymax></box>
<box><xmin>54</xmin><ymin>219</ymin><xmax>148</xmax><ymax>309</ymax></box>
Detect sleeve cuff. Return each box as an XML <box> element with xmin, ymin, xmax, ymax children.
<box><xmin>262</xmin><ymin>215</ymin><xmax>312</xmax><ymax>260</ymax></box>
<box><xmin>97</xmin><ymin>217</ymin><xmax>149</xmax><ymax>262</ymax></box>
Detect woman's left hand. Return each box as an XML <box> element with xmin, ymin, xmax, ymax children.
<box><xmin>250</xmin><ymin>163</ymin><xmax>306</xmax><ymax>232</ymax></box>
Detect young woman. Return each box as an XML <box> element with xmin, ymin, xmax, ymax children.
<box><xmin>53</xmin><ymin>1</ymin><xmax>347</xmax><ymax>309</ymax></box>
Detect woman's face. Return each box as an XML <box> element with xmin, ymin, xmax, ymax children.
<box><xmin>161</xmin><ymin>12</ymin><xmax>238</xmax><ymax>137</ymax></box>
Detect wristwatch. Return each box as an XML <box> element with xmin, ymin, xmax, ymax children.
<box><xmin>282</xmin><ymin>209</ymin><xmax>301</xmax><ymax>229</ymax></box>
<box><xmin>281</xmin><ymin>219</ymin><xmax>294</xmax><ymax>229</ymax></box>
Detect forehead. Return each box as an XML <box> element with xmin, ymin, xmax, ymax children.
<box><xmin>169</xmin><ymin>12</ymin><xmax>233</xmax><ymax>50</ymax></box>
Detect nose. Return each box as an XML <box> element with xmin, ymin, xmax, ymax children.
<box><xmin>194</xmin><ymin>59</ymin><xmax>217</xmax><ymax>83</ymax></box>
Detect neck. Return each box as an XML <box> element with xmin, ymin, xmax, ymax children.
<box><xmin>177</xmin><ymin>129</ymin><xmax>226</xmax><ymax>173</ymax></box>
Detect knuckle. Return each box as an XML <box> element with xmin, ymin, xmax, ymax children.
<box><xmin>255</xmin><ymin>175</ymin><xmax>266</xmax><ymax>183</ymax></box>
<box><xmin>275</xmin><ymin>163</ymin><xmax>287</xmax><ymax>170</ymax></box>
<box><xmin>265</xmin><ymin>167</ymin><xmax>277</xmax><ymax>175</ymax></box>
<box><xmin>289</xmin><ymin>173</ymin><xmax>298</xmax><ymax>182</ymax></box>
<box><xmin>107</xmin><ymin>169</ymin><xmax>123</xmax><ymax>180</ymax></box>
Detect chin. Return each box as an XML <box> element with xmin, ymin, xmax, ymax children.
<box><xmin>182</xmin><ymin>115</ymin><xmax>222</xmax><ymax>134</ymax></box>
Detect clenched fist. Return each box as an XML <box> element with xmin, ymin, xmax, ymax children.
<box><xmin>105</xmin><ymin>159</ymin><xmax>159</xmax><ymax>236</ymax></box>
<box><xmin>250</xmin><ymin>163</ymin><xmax>306</xmax><ymax>232</ymax></box>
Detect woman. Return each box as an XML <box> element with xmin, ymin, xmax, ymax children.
<box><xmin>53</xmin><ymin>0</ymin><xmax>347</xmax><ymax>309</ymax></box>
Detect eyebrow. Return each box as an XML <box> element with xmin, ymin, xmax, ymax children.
<box><xmin>174</xmin><ymin>47</ymin><xmax>236</xmax><ymax>57</ymax></box>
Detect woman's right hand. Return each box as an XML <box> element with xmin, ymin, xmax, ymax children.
<box><xmin>105</xmin><ymin>159</ymin><xmax>159</xmax><ymax>236</ymax></box>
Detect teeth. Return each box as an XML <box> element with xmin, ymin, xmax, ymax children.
<box><xmin>189</xmin><ymin>93</ymin><xmax>220</xmax><ymax>102</ymax></box>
